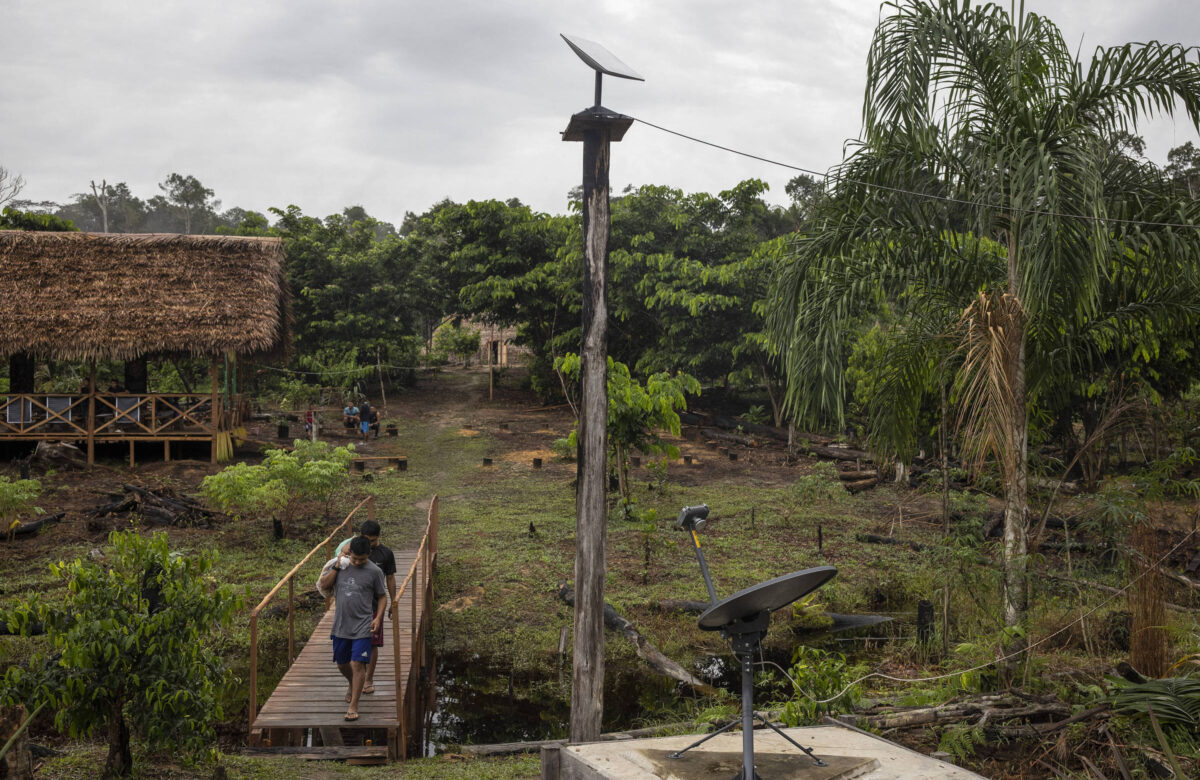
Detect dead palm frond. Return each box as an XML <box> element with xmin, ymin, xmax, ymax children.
<box><xmin>953</xmin><ymin>290</ymin><xmax>1024</xmax><ymax>487</ymax></box>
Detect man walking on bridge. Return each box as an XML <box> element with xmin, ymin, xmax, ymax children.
<box><xmin>335</xmin><ymin>520</ymin><xmax>397</xmax><ymax>695</ymax></box>
<box><xmin>318</xmin><ymin>536</ymin><xmax>387</xmax><ymax>721</ymax></box>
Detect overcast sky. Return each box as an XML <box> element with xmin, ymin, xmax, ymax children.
<box><xmin>4</xmin><ymin>0</ymin><xmax>1199</xmax><ymax>225</ymax></box>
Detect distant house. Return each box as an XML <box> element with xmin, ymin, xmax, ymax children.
<box><xmin>472</xmin><ymin>322</ymin><xmax>527</xmax><ymax>368</ymax></box>
<box><xmin>0</xmin><ymin>231</ymin><xmax>289</xmax><ymax>464</ymax></box>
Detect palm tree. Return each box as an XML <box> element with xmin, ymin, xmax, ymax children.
<box><xmin>769</xmin><ymin>0</ymin><xmax>1200</xmax><ymax>665</ymax></box>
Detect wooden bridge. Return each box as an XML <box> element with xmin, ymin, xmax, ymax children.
<box><xmin>245</xmin><ymin>495</ymin><xmax>438</xmax><ymax>763</ymax></box>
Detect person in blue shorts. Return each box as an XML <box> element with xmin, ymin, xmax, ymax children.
<box><xmin>317</xmin><ymin>535</ymin><xmax>386</xmax><ymax>720</ymax></box>
<box><xmin>358</xmin><ymin>400</ymin><xmax>371</xmax><ymax>443</ymax></box>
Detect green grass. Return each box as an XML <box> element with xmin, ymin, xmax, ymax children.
<box><xmin>7</xmin><ymin>368</ymin><xmax>1200</xmax><ymax>776</ymax></box>
<box><xmin>38</xmin><ymin>744</ymin><xmax>540</xmax><ymax>779</ymax></box>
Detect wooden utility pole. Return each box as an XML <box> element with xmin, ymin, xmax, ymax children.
<box><xmin>562</xmin><ymin>99</ymin><xmax>634</xmax><ymax>744</ymax></box>
<box><xmin>209</xmin><ymin>359</ymin><xmax>219</xmax><ymax>464</ymax></box>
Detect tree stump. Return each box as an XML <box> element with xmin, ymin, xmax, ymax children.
<box><xmin>0</xmin><ymin>705</ymin><xmax>34</xmax><ymax>779</ymax></box>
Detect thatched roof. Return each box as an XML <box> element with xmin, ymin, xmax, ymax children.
<box><xmin>0</xmin><ymin>231</ymin><xmax>290</xmax><ymax>361</ymax></box>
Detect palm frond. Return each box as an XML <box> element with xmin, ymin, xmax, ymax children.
<box><xmin>953</xmin><ymin>291</ymin><xmax>1025</xmax><ymax>484</ymax></box>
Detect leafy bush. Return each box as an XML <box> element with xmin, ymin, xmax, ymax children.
<box><xmin>779</xmin><ymin>645</ymin><xmax>864</xmax><ymax>724</ymax></box>
<box><xmin>0</xmin><ymin>476</ymin><xmax>41</xmax><ymax>534</ymax></box>
<box><xmin>201</xmin><ymin>439</ymin><xmax>354</xmax><ymax>536</ymax></box>
<box><xmin>551</xmin><ymin>437</ymin><xmax>575</xmax><ymax>461</ymax></box>
<box><xmin>938</xmin><ymin>724</ymin><xmax>985</xmax><ymax>763</ymax></box>
<box><xmin>0</xmin><ymin>531</ymin><xmax>240</xmax><ymax>777</ymax></box>
<box><xmin>432</xmin><ymin>323</ymin><xmax>481</xmax><ymax>366</ymax></box>
<box><xmin>555</xmin><ymin>353</ymin><xmax>699</xmax><ymax>505</ymax></box>
<box><xmin>789</xmin><ymin>461</ymin><xmax>845</xmax><ymax>504</ymax></box>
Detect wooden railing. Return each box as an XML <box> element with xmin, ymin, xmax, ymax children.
<box><xmin>247</xmin><ymin>495</ymin><xmax>376</xmax><ymax>735</ymax></box>
<box><xmin>0</xmin><ymin>392</ymin><xmax>220</xmax><ymax>438</ymax></box>
<box><xmin>392</xmin><ymin>495</ymin><xmax>438</xmax><ymax>758</ymax></box>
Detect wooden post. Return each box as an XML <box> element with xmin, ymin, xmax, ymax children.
<box><xmin>376</xmin><ymin>345</ymin><xmax>387</xmax><ymax>415</ymax></box>
<box><xmin>86</xmin><ymin>364</ymin><xmax>96</xmax><ymax>466</ymax></box>
<box><xmin>287</xmin><ymin>577</ymin><xmax>295</xmax><ymax>665</ymax></box>
<box><xmin>248</xmin><ymin>616</ymin><xmax>258</xmax><ymax>738</ymax></box>
<box><xmin>562</xmin><ymin>107</ymin><xmax>631</xmax><ymax>743</ymax></box>
<box><xmin>210</xmin><ymin>359</ymin><xmax>219</xmax><ymax>464</ymax></box>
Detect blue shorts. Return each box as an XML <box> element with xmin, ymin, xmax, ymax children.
<box><xmin>360</xmin><ymin>420</ymin><xmax>370</xmax><ymax>434</ymax></box>
<box><xmin>332</xmin><ymin>635</ymin><xmax>373</xmax><ymax>665</ymax></box>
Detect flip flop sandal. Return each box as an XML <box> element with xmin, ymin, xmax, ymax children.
<box><xmin>363</xmin><ymin>684</ymin><xmax>375</xmax><ymax>695</ymax></box>
<box><xmin>344</xmin><ymin>711</ymin><xmax>360</xmax><ymax>721</ymax></box>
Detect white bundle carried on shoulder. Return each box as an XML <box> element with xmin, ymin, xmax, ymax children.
<box><xmin>316</xmin><ymin>555</ymin><xmax>351</xmax><ymax>598</ymax></box>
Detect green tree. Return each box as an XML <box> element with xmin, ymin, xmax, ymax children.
<box><xmin>0</xmin><ymin>531</ymin><xmax>240</xmax><ymax>777</ymax></box>
<box><xmin>0</xmin><ymin>207</ymin><xmax>78</xmax><ymax>231</ymax></box>
<box><xmin>270</xmin><ymin>205</ymin><xmax>430</xmax><ymax>373</ymax></box>
<box><xmin>1166</xmin><ymin>141</ymin><xmax>1200</xmax><ymax>198</ymax></box>
<box><xmin>57</xmin><ymin>182</ymin><xmax>146</xmax><ymax>233</ymax></box>
<box><xmin>201</xmin><ymin>439</ymin><xmax>355</xmax><ymax>537</ymax></box>
<box><xmin>154</xmin><ymin>173</ymin><xmax>216</xmax><ymax>234</ymax></box>
<box><xmin>769</xmin><ymin>0</ymin><xmax>1200</xmax><ymax>667</ymax></box>
<box><xmin>557</xmin><ymin>354</ymin><xmax>699</xmax><ymax>508</ymax></box>
<box><xmin>432</xmin><ymin>322</ymin><xmax>481</xmax><ymax>365</ymax></box>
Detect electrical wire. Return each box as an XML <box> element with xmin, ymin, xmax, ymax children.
<box><xmin>755</xmin><ymin>527</ymin><xmax>1197</xmax><ymax>705</ymax></box>
<box><xmin>248</xmin><ymin>362</ymin><xmax>426</xmax><ymax>377</ymax></box>
<box><xmin>632</xmin><ymin>116</ymin><xmax>1200</xmax><ymax>231</ymax></box>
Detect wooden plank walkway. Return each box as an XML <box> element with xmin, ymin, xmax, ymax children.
<box><xmin>253</xmin><ymin>549</ymin><xmax>422</xmax><ymax>731</ymax></box>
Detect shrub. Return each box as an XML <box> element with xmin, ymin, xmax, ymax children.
<box><xmin>0</xmin><ymin>531</ymin><xmax>240</xmax><ymax>778</ymax></box>
<box><xmin>201</xmin><ymin>439</ymin><xmax>355</xmax><ymax>537</ymax></box>
<box><xmin>0</xmin><ymin>476</ymin><xmax>41</xmax><ymax>535</ymax></box>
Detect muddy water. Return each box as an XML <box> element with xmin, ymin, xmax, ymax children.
<box><xmin>427</xmin><ymin>619</ymin><xmax>905</xmax><ymax>752</ymax></box>
<box><xmin>428</xmin><ymin>651</ymin><xmax>681</xmax><ymax>751</ymax></box>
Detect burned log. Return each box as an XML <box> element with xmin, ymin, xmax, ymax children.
<box><xmin>856</xmin><ymin>533</ymin><xmax>928</xmax><ymax>552</ymax></box>
<box><xmin>5</xmin><ymin>512</ymin><xmax>65</xmax><ymax>540</ymax></box>
<box><xmin>805</xmin><ymin>444</ymin><xmax>873</xmax><ymax>462</ymax></box>
<box><xmin>700</xmin><ymin>428</ymin><xmax>758</xmax><ymax>448</ymax></box>
<box><xmin>89</xmin><ymin>483</ymin><xmax>217</xmax><ymax>528</ymax></box>
<box><xmin>843</xmin><ymin>478</ymin><xmax>879</xmax><ymax>494</ymax></box>
<box><xmin>30</xmin><ymin>441</ymin><xmax>84</xmax><ymax>470</ymax></box>
<box><xmin>557</xmin><ymin>583</ymin><xmax>718</xmax><ymax>696</ymax></box>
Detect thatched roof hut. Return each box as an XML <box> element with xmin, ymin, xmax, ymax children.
<box><xmin>0</xmin><ymin>231</ymin><xmax>289</xmax><ymax>361</ymax></box>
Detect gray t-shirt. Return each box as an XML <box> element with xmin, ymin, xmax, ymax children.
<box><xmin>330</xmin><ymin>560</ymin><xmax>386</xmax><ymax>640</ymax></box>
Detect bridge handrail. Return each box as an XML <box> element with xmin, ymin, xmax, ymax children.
<box><xmin>391</xmin><ymin>494</ymin><xmax>438</xmax><ymax>755</ymax></box>
<box><xmin>248</xmin><ymin>494</ymin><xmax>375</xmax><ymax>735</ymax></box>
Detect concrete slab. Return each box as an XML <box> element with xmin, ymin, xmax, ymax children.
<box><xmin>556</xmin><ymin>725</ymin><xmax>987</xmax><ymax>780</ymax></box>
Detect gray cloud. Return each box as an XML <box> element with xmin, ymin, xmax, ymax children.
<box><xmin>3</xmin><ymin>0</ymin><xmax>1198</xmax><ymax>223</ymax></box>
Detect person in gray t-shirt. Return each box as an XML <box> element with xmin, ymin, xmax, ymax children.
<box><xmin>318</xmin><ymin>535</ymin><xmax>386</xmax><ymax>720</ymax></box>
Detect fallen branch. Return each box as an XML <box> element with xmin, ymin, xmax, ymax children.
<box><xmin>863</xmin><ymin>696</ymin><xmax>1069</xmax><ymax>729</ymax></box>
<box><xmin>557</xmin><ymin>583</ymin><xmax>718</xmax><ymax>696</ymax></box>
<box><xmin>1043</xmin><ymin>573</ymin><xmax>1200</xmax><ymax>613</ymax></box>
<box><xmin>653</xmin><ymin>599</ymin><xmax>711</xmax><ymax>614</ymax></box>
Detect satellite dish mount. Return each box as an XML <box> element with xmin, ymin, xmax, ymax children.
<box><xmin>673</xmin><ymin>503</ymin><xmax>837</xmax><ymax>779</ymax></box>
